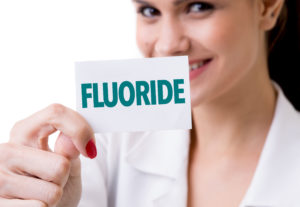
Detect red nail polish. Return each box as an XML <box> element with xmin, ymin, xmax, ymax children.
<box><xmin>86</xmin><ymin>139</ymin><xmax>97</xmax><ymax>159</ymax></box>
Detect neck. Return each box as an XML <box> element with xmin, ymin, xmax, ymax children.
<box><xmin>191</xmin><ymin>65</ymin><xmax>277</xmax><ymax>157</ymax></box>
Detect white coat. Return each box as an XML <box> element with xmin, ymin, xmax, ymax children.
<box><xmin>79</xmin><ymin>84</ymin><xmax>300</xmax><ymax>207</ymax></box>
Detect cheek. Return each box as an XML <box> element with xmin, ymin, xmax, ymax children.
<box><xmin>136</xmin><ymin>21</ymin><xmax>157</xmax><ymax>57</ymax></box>
<box><xmin>188</xmin><ymin>11</ymin><xmax>259</xmax><ymax>104</ymax></box>
<box><xmin>211</xmin><ymin>15</ymin><xmax>259</xmax><ymax>92</ymax></box>
<box><xmin>215</xmin><ymin>20</ymin><xmax>258</xmax><ymax>71</ymax></box>
<box><xmin>190</xmin><ymin>15</ymin><xmax>256</xmax><ymax>68</ymax></box>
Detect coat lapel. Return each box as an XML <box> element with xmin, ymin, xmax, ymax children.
<box><xmin>241</xmin><ymin>85</ymin><xmax>300</xmax><ymax>207</ymax></box>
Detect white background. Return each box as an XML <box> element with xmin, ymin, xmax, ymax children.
<box><xmin>0</xmin><ymin>0</ymin><xmax>140</xmax><ymax>143</ymax></box>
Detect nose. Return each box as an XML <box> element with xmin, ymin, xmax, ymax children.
<box><xmin>154</xmin><ymin>17</ymin><xmax>190</xmax><ymax>56</ymax></box>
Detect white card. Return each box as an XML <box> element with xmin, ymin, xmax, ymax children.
<box><xmin>75</xmin><ymin>56</ymin><xmax>192</xmax><ymax>133</ymax></box>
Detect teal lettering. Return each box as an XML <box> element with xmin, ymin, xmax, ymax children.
<box><xmin>119</xmin><ymin>81</ymin><xmax>135</xmax><ymax>107</ymax></box>
<box><xmin>81</xmin><ymin>83</ymin><xmax>92</xmax><ymax>108</ymax></box>
<box><xmin>103</xmin><ymin>82</ymin><xmax>118</xmax><ymax>107</ymax></box>
<box><xmin>157</xmin><ymin>80</ymin><xmax>173</xmax><ymax>105</ymax></box>
<box><xmin>150</xmin><ymin>80</ymin><xmax>157</xmax><ymax>105</ymax></box>
<box><xmin>82</xmin><ymin>79</ymin><xmax>186</xmax><ymax>108</ymax></box>
<box><xmin>136</xmin><ymin>81</ymin><xmax>150</xmax><ymax>106</ymax></box>
<box><xmin>173</xmin><ymin>79</ymin><xmax>185</xmax><ymax>104</ymax></box>
<box><xmin>93</xmin><ymin>83</ymin><xmax>105</xmax><ymax>107</ymax></box>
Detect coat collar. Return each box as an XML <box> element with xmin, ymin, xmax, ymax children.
<box><xmin>125</xmin><ymin>129</ymin><xmax>190</xmax><ymax>206</ymax></box>
<box><xmin>126</xmin><ymin>129</ymin><xmax>190</xmax><ymax>179</ymax></box>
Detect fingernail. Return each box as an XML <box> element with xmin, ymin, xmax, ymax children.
<box><xmin>86</xmin><ymin>139</ymin><xmax>97</xmax><ymax>159</ymax></box>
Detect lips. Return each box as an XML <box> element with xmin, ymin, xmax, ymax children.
<box><xmin>189</xmin><ymin>58</ymin><xmax>213</xmax><ymax>80</ymax></box>
<box><xmin>189</xmin><ymin>58</ymin><xmax>212</xmax><ymax>71</ymax></box>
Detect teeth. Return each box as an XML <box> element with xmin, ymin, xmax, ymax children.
<box><xmin>189</xmin><ymin>61</ymin><xmax>205</xmax><ymax>71</ymax></box>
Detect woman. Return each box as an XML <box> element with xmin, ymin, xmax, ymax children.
<box><xmin>0</xmin><ymin>0</ymin><xmax>299</xmax><ymax>206</ymax></box>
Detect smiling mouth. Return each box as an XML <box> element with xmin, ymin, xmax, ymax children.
<box><xmin>188</xmin><ymin>58</ymin><xmax>213</xmax><ymax>81</ymax></box>
<box><xmin>189</xmin><ymin>58</ymin><xmax>212</xmax><ymax>71</ymax></box>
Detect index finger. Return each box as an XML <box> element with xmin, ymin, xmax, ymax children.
<box><xmin>9</xmin><ymin>103</ymin><xmax>97</xmax><ymax>159</ymax></box>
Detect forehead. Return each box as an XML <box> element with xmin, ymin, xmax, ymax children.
<box><xmin>133</xmin><ymin>0</ymin><xmax>193</xmax><ymax>6</ymax></box>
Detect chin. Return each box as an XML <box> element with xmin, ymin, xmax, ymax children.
<box><xmin>190</xmin><ymin>85</ymin><xmax>208</xmax><ymax>107</ymax></box>
<box><xmin>190</xmin><ymin>96</ymin><xmax>205</xmax><ymax>109</ymax></box>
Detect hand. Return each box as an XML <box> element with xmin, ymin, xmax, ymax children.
<box><xmin>0</xmin><ymin>104</ymin><xmax>97</xmax><ymax>207</ymax></box>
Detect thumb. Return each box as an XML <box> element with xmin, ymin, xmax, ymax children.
<box><xmin>54</xmin><ymin>133</ymin><xmax>81</xmax><ymax>160</ymax></box>
<box><xmin>55</xmin><ymin>132</ymin><xmax>97</xmax><ymax>160</ymax></box>
<box><xmin>54</xmin><ymin>132</ymin><xmax>97</xmax><ymax>159</ymax></box>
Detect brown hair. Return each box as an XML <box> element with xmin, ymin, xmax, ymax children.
<box><xmin>268</xmin><ymin>0</ymin><xmax>300</xmax><ymax>110</ymax></box>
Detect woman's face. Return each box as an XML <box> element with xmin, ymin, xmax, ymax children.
<box><xmin>133</xmin><ymin>0</ymin><xmax>266</xmax><ymax>107</ymax></box>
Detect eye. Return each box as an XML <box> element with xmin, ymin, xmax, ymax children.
<box><xmin>187</xmin><ymin>2</ymin><xmax>214</xmax><ymax>13</ymax></box>
<box><xmin>138</xmin><ymin>6</ymin><xmax>161</xmax><ymax>18</ymax></box>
